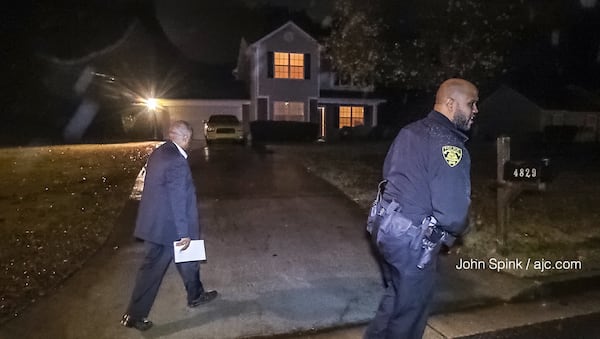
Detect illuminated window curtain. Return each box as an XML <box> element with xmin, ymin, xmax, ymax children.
<box><xmin>339</xmin><ymin>106</ymin><xmax>352</xmax><ymax>128</ymax></box>
<box><xmin>274</xmin><ymin>52</ymin><xmax>289</xmax><ymax>78</ymax></box>
<box><xmin>352</xmin><ymin>107</ymin><xmax>364</xmax><ymax>126</ymax></box>
<box><xmin>274</xmin><ymin>52</ymin><xmax>304</xmax><ymax>79</ymax></box>
<box><xmin>339</xmin><ymin>106</ymin><xmax>365</xmax><ymax>128</ymax></box>
<box><xmin>289</xmin><ymin>53</ymin><xmax>304</xmax><ymax>79</ymax></box>
<box><xmin>274</xmin><ymin>101</ymin><xmax>304</xmax><ymax>121</ymax></box>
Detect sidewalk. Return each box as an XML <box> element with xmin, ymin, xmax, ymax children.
<box><xmin>260</xmin><ymin>259</ymin><xmax>600</xmax><ymax>338</ymax></box>
<box><xmin>258</xmin><ymin>256</ymin><xmax>600</xmax><ymax>338</ymax></box>
<box><xmin>273</xmin><ymin>289</ymin><xmax>600</xmax><ymax>339</ymax></box>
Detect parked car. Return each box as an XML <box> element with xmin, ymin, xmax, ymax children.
<box><xmin>203</xmin><ymin>114</ymin><xmax>244</xmax><ymax>144</ymax></box>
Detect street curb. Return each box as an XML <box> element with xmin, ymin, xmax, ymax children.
<box><xmin>240</xmin><ymin>322</ymin><xmax>367</xmax><ymax>339</ymax></box>
<box><xmin>236</xmin><ymin>297</ymin><xmax>507</xmax><ymax>339</ymax></box>
<box><xmin>431</xmin><ymin>296</ymin><xmax>505</xmax><ymax>316</ymax></box>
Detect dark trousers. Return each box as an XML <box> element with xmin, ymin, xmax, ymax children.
<box><xmin>126</xmin><ymin>241</ymin><xmax>204</xmax><ymax>319</ymax></box>
<box><xmin>364</xmin><ymin>232</ymin><xmax>437</xmax><ymax>339</ymax></box>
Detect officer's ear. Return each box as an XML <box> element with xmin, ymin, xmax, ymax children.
<box><xmin>446</xmin><ymin>97</ymin><xmax>455</xmax><ymax>112</ymax></box>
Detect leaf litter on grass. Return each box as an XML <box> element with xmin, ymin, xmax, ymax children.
<box><xmin>0</xmin><ymin>142</ymin><xmax>157</xmax><ymax>323</ymax></box>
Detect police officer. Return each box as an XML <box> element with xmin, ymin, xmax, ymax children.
<box><xmin>364</xmin><ymin>78</ymin><xmax>479</xmax><ymax>339</ymax></box>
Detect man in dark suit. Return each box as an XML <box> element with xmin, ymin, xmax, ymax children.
<box><xmin>121</xmin><ymin>120</ymin><xmax>217</xmax><ymax>331</ymax></box>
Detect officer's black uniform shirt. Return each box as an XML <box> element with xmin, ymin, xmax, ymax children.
<box><xmin>382</xmin><ymin>110</ymin><xmax>471</xmax><ymax>236</ymax></box>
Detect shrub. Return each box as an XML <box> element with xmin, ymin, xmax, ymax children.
<box><xmin>250</xmin><ymin>120</ymin><xmax>319</xmax><ymax>142</ymax></box>
<box><xmin>543</xmin><ymin>125</ymin><xmax>578</xmax><ymax>144</ymax></box>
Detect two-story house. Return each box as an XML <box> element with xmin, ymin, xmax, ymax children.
<box><xmin>162</xmin><ymin>21</ymin><xmax>385</xmax><ymax>140</ymax></box>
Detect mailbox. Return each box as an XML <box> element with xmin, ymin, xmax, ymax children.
<box><xmin>503</xmin><ymin>158</ymin><xmax>552</xmax><ymax>182</ymax></box>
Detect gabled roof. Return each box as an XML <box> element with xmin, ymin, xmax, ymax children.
<box><xmin>248</xmin><ymin>21</ymin><xmax>320</xmax><ymax>48</ymax></box>
<box><xmin>480</xmin><ymin>85</ymin><xmax>542</xmax><ymax>112</ymax></box>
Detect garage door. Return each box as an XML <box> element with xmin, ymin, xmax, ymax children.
<box><xmin>167</xmin><ymin>105</ymin><xmax>243</xmax><ymax>140</ymax></box>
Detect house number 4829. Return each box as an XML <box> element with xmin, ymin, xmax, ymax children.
<box><xmin>513</xmin><ymin>167</ymin><xmax>537</xmax><ymax>178</ymax></box>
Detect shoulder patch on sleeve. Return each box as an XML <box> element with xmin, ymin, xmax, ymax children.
<box><xmin>442</xmin><ymin>145</ymin><xmax>463</xmax><ymax>167</ymax></box>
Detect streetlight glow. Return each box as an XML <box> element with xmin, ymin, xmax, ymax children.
<box><xmin>145</xmin><ymin>98</ymin><xmax>158</xmax><ymax>111</ymax></box>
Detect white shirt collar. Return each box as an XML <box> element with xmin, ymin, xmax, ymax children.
<box><xmin>173</xmin><ymin>141</ymin><xmax>188</xmax><ymax>159</ymax></box>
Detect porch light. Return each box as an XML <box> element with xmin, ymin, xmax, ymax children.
<box><xmin>144</xmin><ymin>98</ymin><xmax>159</xmax><ymax>140</ymax></box>
<box><xmin>145</xmin><ymin>98</ymin><xmax>158</xmax><ymax>111</ymax></box>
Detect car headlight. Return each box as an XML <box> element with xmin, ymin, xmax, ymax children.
<box><xmin>206</xmin><ymin>127</ymin><xmax>215</xmax><ymax>132</ymax></box>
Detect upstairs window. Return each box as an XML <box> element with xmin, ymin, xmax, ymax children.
<box><xmin>339</xmin><ymin>106</ymin><xmax>364</xmax><ymax>128</ymax></box>
<box><xmin>274</xmin><ymin>52</ymin><xmax>304</xmax><ymax>79</ymax></box>
<box><xmin>268</xmin><ymin>52</ymin><xmax>310</xmax><ymax>79</ymax></box>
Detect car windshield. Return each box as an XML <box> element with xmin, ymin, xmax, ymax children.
<box><xmin>209</xmin><ymin>115</ymin><xmax>239</xmax><ymax>123</ymax></box>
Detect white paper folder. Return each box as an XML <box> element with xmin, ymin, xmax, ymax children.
<box><xmin>173</xmin><ymin>240</ymin><xmax>206</xmax><ymax>263</ymax></box>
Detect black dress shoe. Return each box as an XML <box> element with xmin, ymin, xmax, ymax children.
<box><xmin>188</xmin><ymin>290</ymin><xmax>218</xmax><ymax>307</ymax></box>
<box><xmin>121</xmin><ymin>314</ymin><xmax>153</xmax><ymax>331</ymax></box>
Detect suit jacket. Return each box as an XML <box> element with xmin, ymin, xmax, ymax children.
<box><xmin>134</xmin><ymin>141</ymin><xmax>200</xmax><ymax>245</ymax></box>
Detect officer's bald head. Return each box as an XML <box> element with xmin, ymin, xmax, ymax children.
<box><xmin>435</xmin><ymin>79</ymin><xmax>477</xmax><ymax>106</ymax></box>
<box><xmin>433</xmin><ymin>78</ymin><xmax>479</xmax><ymax>131</ymax></box>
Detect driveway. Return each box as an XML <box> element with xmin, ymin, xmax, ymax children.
<box><xmin>0</xmin><ymin>141</ymin><xmax>383</xmax><ymax>339</ymax></box>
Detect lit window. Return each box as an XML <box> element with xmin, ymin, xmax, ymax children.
<box><xmin>274</xmin><ymin>101</ymin><xmax>304</xmax><ymax>121</ymax></box>
<box><xmin>339</xmin><ymin>106</ymin><xmax>364</xmax><ymax>128</ymax></box>
<box><xmin>274</xmin><ymin>52</ymin><xmax>304</xmax><ymax>79</ymax></box>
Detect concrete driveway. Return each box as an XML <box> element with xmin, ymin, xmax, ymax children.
<box><xmin>0</xmin><ymin>141</ymin><xmax>383</xmax><ymax>339</ymax></box>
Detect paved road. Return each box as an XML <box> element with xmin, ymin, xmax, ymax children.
<box><xmin>0</xmin><ymin>142</ymin><xmax>383</xmax><ymax>339</ymax></box>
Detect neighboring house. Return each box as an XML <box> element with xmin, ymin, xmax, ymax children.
<box><xmin>541</xmin><ymin>109</ymin><xmax>600</xmax><ymax>143</ymax></box>
<box><xmin>475</xmin><ymin>86</ymin><xmax>545</xmax><ymax>141</ymax></box>
<box><xmin>162</xmin><ymin>21</ymin><xmax>385</xmax><ymax>140</ymax></box>
<box><xmin>475</xmin><ymin>86</ymin><xmax>600</xmax><ymax>143</ymax></box>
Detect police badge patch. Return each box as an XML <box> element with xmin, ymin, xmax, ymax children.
<box><xmin>442</xmin><ymin>145</ymin><xmax>462</xmax><ymax>167</ymax></box>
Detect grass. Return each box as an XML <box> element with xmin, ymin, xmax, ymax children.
<box><xmin>271</xmin><ymin>140</ymin><xmax>600</xmax><ymax>277</ymax></box>
<box><xmin>0</xmin><ymin>142</ymin><xmax>157</xmax><ymax>323</ymax></box>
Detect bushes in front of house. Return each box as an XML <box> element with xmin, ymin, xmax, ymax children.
<box><xmin>543</xmin><ymin>125</ymin><xmax>579</xmax><ymax>144</ymax></box>
<box><xmin>250</xmin><ymin>120</ymin><xmax>319</xmax><ymax>142</ymax></box>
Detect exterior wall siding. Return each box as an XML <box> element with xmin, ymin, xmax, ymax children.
<box><xmin>364</xmin><ymin>106</ymin><xmax>373</xmax><ymax>127</ymax></box>
<box><xmin>257</xmin><ymin>98</ymin><xmax>268</xmax><ymax>120</ymax></box>
<box><xmin>309</xmin><ymin>99</ymin><xmax>318</xmax><ymax>123</ymax></box>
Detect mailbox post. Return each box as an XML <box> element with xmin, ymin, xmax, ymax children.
<box><xmin>496</xmin><ymin>136</ymin><xmax>512</xmax><ymax>249</ymax></box>
<box><xmin>496</xmin><ymin>136</ymin><xmax>550</xmax><ymax>251</ymax></box>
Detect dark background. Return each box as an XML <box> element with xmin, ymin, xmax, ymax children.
<box><xmin>1</xmin><ymin>0</ymin><xmax>599</xmax><ymax>145</ymax></box>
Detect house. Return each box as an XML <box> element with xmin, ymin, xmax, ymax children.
<box><xmin>474</xmin><ymin>86</ymin><xmax>545</xmax><ymax>142</ymax></box>
<box><xmin>474</xmin><ymin>86</ymin><xmax>600</xmax><ymax>143</ymax></box>
<box><xmin>161</xmin><ymin>21</ymin><xmax>386</xmax><ymax>140</ymax></box>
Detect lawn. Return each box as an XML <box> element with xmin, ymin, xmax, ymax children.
<box><xmin>0</xmin><ymin>142</ymin><xmax>157</xmax><ymax>324</ymax></box>
<box><xmin>271</xmin><ymin>140</ymin><xmax>600</xmax><ymax>277</ymax></box>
